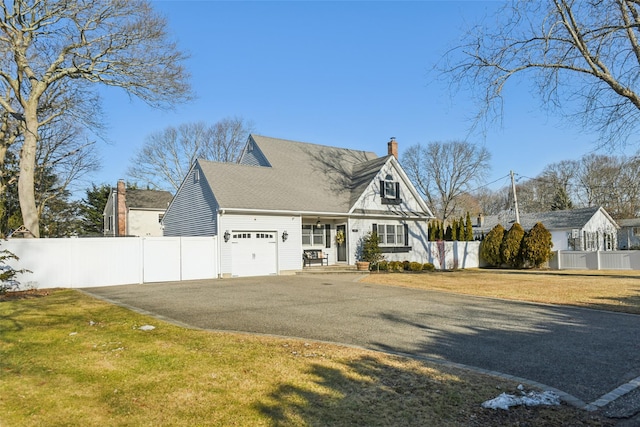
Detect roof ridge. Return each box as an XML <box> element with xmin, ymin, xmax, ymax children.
<box><xmin>251</xmin><ymin>134</ymin><xmax>378</xmax><ymax>157</ymax></box>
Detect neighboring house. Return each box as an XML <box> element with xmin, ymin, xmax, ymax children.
<box><xmin>474</xmin><ymin>206</ymin><xmax>619</xmax><ymax>251</ymax></box>
<box><xmin>617</xmin><ymin>218</ymin><xmax>640</xmax><ymax>250</ymax></box>
<box><xmin>162</xmin><ymin>134</ymin><xmax>435</xmax><ymax>277</ymax></box>
<box><xmin>103</xmin><ymin>180</ymin><xmax>173</xmax><ymax>237</ymax></box>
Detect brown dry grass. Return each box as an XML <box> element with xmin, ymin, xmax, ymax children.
<box><xmin>362</xmin><ymin>269</ymin><xmax>640</xmax><ymax>315</ymax></box>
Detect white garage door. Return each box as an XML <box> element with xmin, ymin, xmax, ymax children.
<box><xmin>231</xmin><ymin>231</ymin><xmax>277</xmax><ymax>277</ymax></box>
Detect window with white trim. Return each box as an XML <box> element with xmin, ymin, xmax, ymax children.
<box><xmin>302</xmin><ymin>225</ymin><xmax>325</xmax><ymax>246</ymax></box>
<box><xmin>380</xmin><ymin>174</ymin><xmax>401</xmax><ymax>204</ymax></box>
<box><xmin>377</xmin><ymin>224</ymin><xmax>404</xmax><ymax>246</ymax></box>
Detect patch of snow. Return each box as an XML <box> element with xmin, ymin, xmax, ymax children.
<box><xmin>138</xmin><ymin>325</ymin><xmax>155</xmax><ymax>331</ymax></box>
<box><xmin>482</xmin><ymin>386</ymin><xmax>561</xmax><ymax>410</ymax></box>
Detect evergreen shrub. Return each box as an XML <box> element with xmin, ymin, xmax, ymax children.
<box><xmin>480</xmin><ymin>224</ymin><xmax>505</xmax><ymax>267</ymax></box>
<box><xmin>422</xmin><ymin>262</ymin><xmax>435</xmax><ymax>271</ymax></box>
<box><xmin>501</xmin><ymin>223</ymin><xmax>525</xmax><ymax>268</ymax></box>
<box><xmin>521</xmin><ymin>222</ymin><xmax>553</xmax><ymax>268</ymax></box>
<box><xmin>409</xmin><ymin>262</ymin><xmax>422</xmax><ymax>271</ymax></box>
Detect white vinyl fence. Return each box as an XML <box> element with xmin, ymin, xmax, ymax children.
<box><xmin>3</xmin><ymin>237</ymin><xmax>218</xmax><ymax>289</ymax></box>
<box><xmin>551</xmin><ymin>250</ymin><xmax>640</xmax><ymax>270</ymax></box>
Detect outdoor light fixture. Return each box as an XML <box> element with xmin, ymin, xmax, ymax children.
<box><xmin>224</xmin><ymin>230</ymin><xmax>230</xmax><ymax>242</ymax></box>
<box><xmin>282</xmin><ymin>230</ymin><xmax>288</xmax><ymax>242</ymax></box>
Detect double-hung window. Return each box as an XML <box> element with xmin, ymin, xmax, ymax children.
<box><xmin>380</xmin><ymin>174</ymin><xmax>401</xmax><ymax>204</ymax></box>
<box><xmin>302</xmin><ymin>224</ymin><xmax>326</xmax><ymax>246</ymax></box>
<box><xmin>376</xmin><ymin>224</ymin><xmax>405</xmax><ymax>246</ymax></box>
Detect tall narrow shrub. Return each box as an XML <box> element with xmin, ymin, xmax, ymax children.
<box><xmin>521</xmin><ymin>222</ymin><xmax>553</xmax><ymax>268</ymax></box>
<box><xmin>465</xmin><ymin>212</ymin><xmax>473</xmax><ymax>241</ymax></box>
<box><xmin>451</xmin><ymin>219</ymin><xmax>458</xmax><ymax>241</ymax></box>
<box><xmin>480</xmin><ymin>224</ymin><xmax>505</xmax><ymax>267</ymax></box>
<box><xmin>501</xmin><ymin>223</ymin><xmax>525</xmax><ymax>268</ymax></box>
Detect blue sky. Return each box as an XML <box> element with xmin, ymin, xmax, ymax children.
<box><xmin>89</xmin><ymin>1</ymin><xmax>617</xmax><ymax>193</ymax></box>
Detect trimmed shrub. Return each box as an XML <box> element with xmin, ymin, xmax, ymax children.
<box><xmin>422</xmin><ymin>262</ymin><xmax>435</xmax><ymax>271</ymax></box>
<box><xmin>387</xmin><ymin>261</ymin><xmax>401</xmax><ymax>272</ymax></box>
<box><xmin>376</xmin><ymin>260</ymin><xmax>389</xmax><ymax>271</ymax></box>
<box><xmin>501</xmin><ymin>223</ymin><xmax>525</xmax><ymax>268</ymax></box>
<box><xmin>521</xmin><ymin>222</ymin><xmax>553</xmax><ymax>268</ymax></box>
<box><xmin>480</xmin><ymin>224</ymin><xmax>505</xmax><ymax>267</ymax></box>
<box><xmin>402</xmin><ymin>260</ymin><xmax>411</xmax><ymax>271</ymax></box>
<box><xmin>409</xmin><ymin>262</ymin><xmax>422</xmax><ymax>272</ymax></box>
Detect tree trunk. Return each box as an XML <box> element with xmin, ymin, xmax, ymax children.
<box><xmin>18</xmin><ymin>104</ymin><xmax>39</xmax><ymax>238</ymax></box>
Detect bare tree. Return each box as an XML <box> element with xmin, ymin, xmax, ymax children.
<box><xmin>574</xmin><ymin>153</ymin><xmax>640</xmax><ymax>218</ymax></box>
<box><xmin>0</xmin><ymin>0</ymin><xmax>191</xmax><ymax>237</ymax></box>
<box><xmin>127</xmin><ymin>117</ymin><xmax>254</xmax><ymax>191</ymax></box>
<box><xmin>444</xmin><ymin>0</ymin><xmax>640</xmax><ymax>148</ymax></box>
<box><xmin>402</xmin><ymin>140</ymin><xmax>491</xmax><ymax>222</ymax></box>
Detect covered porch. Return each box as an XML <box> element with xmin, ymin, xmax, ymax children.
<box><xmin>301</xmin><ymin>216</ymin><xmax>350</xmax><ymax>266</ymax></box>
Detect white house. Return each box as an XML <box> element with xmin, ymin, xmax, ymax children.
<box><xmin>103</xmin><ymin>180</ymin><xmax>173</xmax><ymax>237</ymax></box>
<box><xmin>474</xmin><ymin>206</ymin><xmax>620</xmax><ymax>251</ymax></box>
<box><xmin>162</xmin><ymin>135</ymin><xmax>435</xmax><ymax>277</ymax></box>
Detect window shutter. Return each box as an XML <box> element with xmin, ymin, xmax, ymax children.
<box><xmin>379</xmin><ymin>180</ymin><xmax>385</xmax><ymax>198</ymax></box>
<box><xmin>395</xmin><ymin>182</ymin><xmax>400</xmax><ymax>199</ymax></box>
<box><xmin>404</xmin><ymin>224</ymin><xmax>409</xmax><ymax>246</ymax></box>
<box><xmin>372</xmin><ymin>223</ymin><xmax>378</xmax><ymax>235</ymax></box>
<box><xmin>325</xmin><ymin>224</ymin><xmax>331</xmax><ymax>248</ymax></box>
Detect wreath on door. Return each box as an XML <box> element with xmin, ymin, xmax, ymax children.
<box><xmin>335</xmin><ymin>230</ymin><xmax>345</xmax><ymax>245</ymax></box>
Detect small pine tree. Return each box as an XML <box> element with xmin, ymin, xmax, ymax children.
<box><xmin>457</xmin><ymin>217</ymin><xmax>465</xmax><ymax>241</ymax></box>
<box><xmin>465</xmin><ymin>212</ymin><xmax>474</xmax><ymax>241</ymax></box>
<box><xmin>451</xmin><ymin>219</ymin><xmax>458</xmax><ymax>241</ymax></box>
<box><xmin>521</xmin><ymin>222</ymin><xmax>554</xmax><ymax>268</ymax></box>
<box><xmin>480</xmin><ymin>224</ymin><xmax>505</xmax><ymax>267</ymax></box>
<box><xmin>501</xmin><ymin>223</ymin><xmax>525</xmax><ymax>268</ymax></box>
<box><xmin>360</xmin><ymin>231</ymin><xmax>383</xmax><ymax>265</ymax></box>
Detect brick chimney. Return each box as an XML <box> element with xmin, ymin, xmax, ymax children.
<box><xmin>116</xmin><ymin>179</ymin><xmax>127</xmax><ymax>236</ymax></box>
<box><xmin>387</xmin><ymin>137</ymin><xmax>398</xmax><ymax>159</ymax></box>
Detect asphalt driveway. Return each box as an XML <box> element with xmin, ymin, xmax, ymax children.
<box><xmin>82</xmin><ymin>274</ymin><xmax>640</xmax><ymax>411</ymax></box>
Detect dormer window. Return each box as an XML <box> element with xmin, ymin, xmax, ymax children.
<box><xmin>380</xmin><ymin>174</ymin><xmax>402</xmax><ymax>205</ymax></box>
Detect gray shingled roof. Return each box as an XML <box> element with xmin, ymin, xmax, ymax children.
<box><xmin>197</xmin><ymin>135</ymin><xmax>386</xmax><ymax>213</ymax></box>
<box><xmin>126</xmin><ymin>189</ymin><xmax>173</xmax><ymax>210</ymax></box>
<box><xmin>618</xmin><ymin>218</ymin><xmax>640</xmax><ymax>227</ymax></box>
<box><xmin>475</xmin><ymin>206</ymin><xmax>614</xmax><ymax>233</ymax></box>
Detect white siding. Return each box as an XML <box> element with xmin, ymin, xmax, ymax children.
<box><xmin>218</xmin><ymin>214</ymin><xmax>302</xmax><ymax>277</ymax></box>
<box><xmin>163</xmin><ymin>164</ymin><xmax>219</xmax><ymax>237</ymax></box>
<box><xmin>353</xmin><ymin>160</ymin><xmax>429</xmax><ymax>215</ymax></box>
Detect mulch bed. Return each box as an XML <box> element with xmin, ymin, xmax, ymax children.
<box><xmin>0</xmin><ymin>289</ymin><xmax>52</xmax><ymax>302</ymax></box>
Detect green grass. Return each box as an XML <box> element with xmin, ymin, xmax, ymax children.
<box><xmin>1</xmin><ymin>289</ymin><xmax>614</xmax><ymax>426</ymax></box>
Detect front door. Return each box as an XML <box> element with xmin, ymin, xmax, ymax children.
<box><xmin>337</xmin><ymin>225</ymin><xmax>347</xmax><ymax>262</ymax></box>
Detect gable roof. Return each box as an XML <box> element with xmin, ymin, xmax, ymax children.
<box><xmin>196</xmin><ymin>134</ymin><xmax>428</xmax><ymax>215</ymax></box>
<box><xmin>126</xmin><ymin>189</ymin><xmax>173</xmax><ymax>210</ymax></box>
<box><xmin>476</xmin><ymin>206</ymin><xmax>618</xmax><ymax>233</ymax></box>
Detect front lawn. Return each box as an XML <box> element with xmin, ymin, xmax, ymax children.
<box><xmin>363</xmin><ymin>269</ymin><xmax>640</xmax><ymax>315</ymax></box>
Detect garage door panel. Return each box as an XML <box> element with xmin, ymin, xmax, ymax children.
<box><xmin>231</xmin><ymin>231</ymin><xmax>277</xmax><ymax>277</ymax></box>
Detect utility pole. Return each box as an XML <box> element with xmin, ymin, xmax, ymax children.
<box><xmin>510</xmin><ymin>170</ymin><xmax>520</xmax><ymax>224</ymax></box>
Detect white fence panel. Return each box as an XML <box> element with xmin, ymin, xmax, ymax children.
<box><xmin>3</xmin><ymin>236</ymin><xmax>219</xmax><ymax>289</ymax></box>
<box><xmin>599</xmin><ymin>251</ymin><xmax>631</xmax><ymax>270</ymax></box>
<box><xmin>74</xmin><ymin>238</ymin><xmax>143</xmax><ymax>287</ymax></box>
<box><xmin>556</xmin><ymin>250</ymin><xmax>640</xmax><ymax>270</ymax></box>
<box><xmin>426</xmin><ymin>241</ymin><xmax>481</xmax><ymax>269</ymax></box>
<box><xmin>180</xmin><ymin>237</ymin><xmax>218</xmax><ymax>280</ymax></box>
<box><xmin>142</xmin><ymin>237</ymin><xmax>182</xmax><ymax>283</ymax></box>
